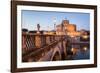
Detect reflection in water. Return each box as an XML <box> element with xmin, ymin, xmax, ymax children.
<box><xmin>66</xmin><ymin>44</ymin><xmax>90</xmax><ymax>60</ymax></box>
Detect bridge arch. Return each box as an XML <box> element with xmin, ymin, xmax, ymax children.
<box><xmin>51</xmin><ymin>47</ymin><xmax>62</xmax><ymax>61</ymax></box>
<box><xmin>52</xmin><ymin>52</ymin><xmax>61</xmax><ymax>61</ymax></box>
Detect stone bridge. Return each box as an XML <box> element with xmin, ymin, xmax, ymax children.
<box><xmin>22</xmin><ymin>32</ymin><xmax>68</xmax><ymax>62</ymax></box>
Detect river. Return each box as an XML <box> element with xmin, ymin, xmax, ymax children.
<box><xmin>66</xmin><ymin>44</ymin><xmax>90</xmax><ymax>60</ymax></box>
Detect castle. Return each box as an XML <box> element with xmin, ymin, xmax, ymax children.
<box><xmin>56</xmin><ymin>19</ymin><xmax>80</xmax><ymax>37</ymax></box>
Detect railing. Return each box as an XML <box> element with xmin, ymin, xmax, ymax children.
<box><xmin>22</xmin><ymin>32</ymin><xmax>66</xmax><ymax>62</ymax></box>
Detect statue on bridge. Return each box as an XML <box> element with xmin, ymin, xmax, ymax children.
<box><xmin>37</xmin><ymin>24</ymin><xmax>40</xmax><ymax>34</ymax></box>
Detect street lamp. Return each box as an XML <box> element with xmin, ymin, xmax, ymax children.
<box><xmin>53</xmin><ymin>17</ymin><xmax>56</xmax><ymax>31</ymax></box>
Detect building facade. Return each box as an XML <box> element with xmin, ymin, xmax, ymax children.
<box><xmin>56</xmin><ymin>19</ymin><xmax>80</xmax><ymax>37</ymax></box>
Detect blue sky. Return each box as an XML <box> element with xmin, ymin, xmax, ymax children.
<box><xmin>22</xmin><ymin>10</ymin><xmax>90</xmax><ymax>31</ymax></box>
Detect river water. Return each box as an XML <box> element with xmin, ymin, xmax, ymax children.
<box><xmin>66</xmin><ymin>44</ymin><xmax>90</xmax><ymax>60</ymax></box>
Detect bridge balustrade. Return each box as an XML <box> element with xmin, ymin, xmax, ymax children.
<box><xmin>22</xmin><ymin>32</ymin><xmax>67</xmax><ymax>62</ymax></box>
<box><xmin>22</xmin><ymin>33</ymin><xmax>55</xmax><ymax>51</ymax></box>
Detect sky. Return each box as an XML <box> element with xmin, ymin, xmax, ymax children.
<box><xmin>21</xmin><ymin>10</ymin><xmax>90</xmax><ymax>31</ymax></box>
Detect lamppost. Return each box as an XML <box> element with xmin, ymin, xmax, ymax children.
<box><xmin>53</xmin><ymin>17</ymin><xmax>56</xmax><ymax>31</ymax></box>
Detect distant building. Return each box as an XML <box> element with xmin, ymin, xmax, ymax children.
<box><xmin>56</xmin><ymin>24</ymin><xmax>64</xmax><ymax>35</ymax></box>
<box><xmin>56</xmin><ymin>19</ymin><xmax>80</xmax><ymax>37</ymax></box>
<box><xmin>65</xmin><ymin>24</ymin><xmax>76</xmax><ymax>32</ymax></box>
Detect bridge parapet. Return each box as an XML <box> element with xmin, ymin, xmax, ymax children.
<box><xmin>22</xmin><ymin>32</ymin><xmax>67</xmax><ymax>62</ymax></box>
